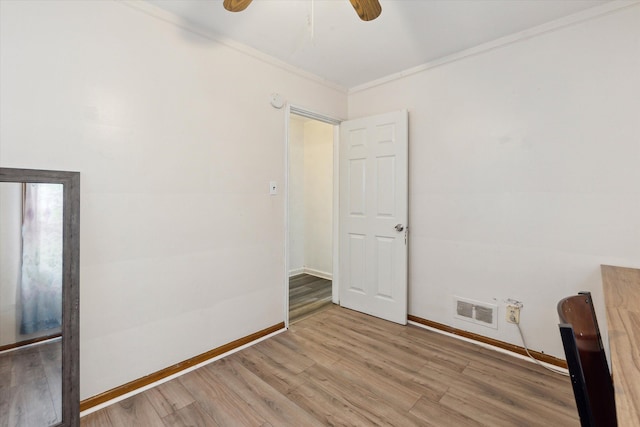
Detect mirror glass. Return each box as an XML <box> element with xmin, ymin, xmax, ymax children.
<box><xmin>0</xmin><ymin>168</ymin><xmax>79</xmax><ymax>427</ymax></box>
<box><xmin>1</xmin><ymin>182</ymin><xmax>63</xmax><ymax>425</ymax></box>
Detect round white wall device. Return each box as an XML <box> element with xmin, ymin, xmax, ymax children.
<box><xmin>270</xmin><ymin>93</ymin><xmax>284</xmax><ymax>109</ymax></box>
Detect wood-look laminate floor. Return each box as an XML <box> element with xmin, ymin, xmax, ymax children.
<box><xmin>81</xmin><ymin>306</ymin><xmax>579</xmax><ymax>426</ymax></box>
<box><xmin>289</xmin><ymin>274</ymin><xmax>332</xmax><ymax>324</ymax></box>
<box><xmin>0</xmin><ymin>338</ymin><xmax>62</xmax><ymax>427</ymax></box>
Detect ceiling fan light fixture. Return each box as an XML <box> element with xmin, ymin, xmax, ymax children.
<box><xmin>223</xmin><ymin>0</ymin><xmax>253</xmax><ymax>13</ymax></box>
<box><xmin>222</xmin><ymin>0</ymin><xmax>382</xmax><ymax>22</ymax></box>
<box><xmin>349</xmin><ymin>0</ymin><xmax>382</xmax><ymax>21</ymax></box>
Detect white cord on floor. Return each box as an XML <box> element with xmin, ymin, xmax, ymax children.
<box><xmin>516</xmin><ymin>322</ymin><xmax>569</xmax><ymax>377</ymax></box>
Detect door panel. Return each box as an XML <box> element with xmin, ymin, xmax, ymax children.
<box><xmin>348</xmin><ymin>158</ymin><xmax>366</xmax><ymax>215</ymax></box>
<box><xmin>375</xmin><ymin>236</ymin><xmax>394</xmax><ymax>298</ymax></box>
<box><xmin>339</xmin><ymin>110</ymin><xmax>408</xmax><ymax>324</ymax></box>
<box><xmin>347</xmin><ymin>233</ymin><xmax>366</xmax><ymax>293</ymax></box>
<box><xmin>376</xmin><ymin>156</ymin><xmax>395</xmax><ymax>216</ymax></box>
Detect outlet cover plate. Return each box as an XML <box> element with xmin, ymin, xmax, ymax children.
<box><xmin>506</xmin><ymin>305</ymin><xmax>520</xmax><ymax>324</ymax></box>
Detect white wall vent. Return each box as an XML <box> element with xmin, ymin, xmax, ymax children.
<box><xmin>453</xmin><ymin>296</ymin><xmax>498</xmax><ymax>329</ymax></box>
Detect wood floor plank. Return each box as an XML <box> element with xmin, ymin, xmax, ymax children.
<box><xmin>289</xmin><ymin>280</ymin><xmax>330</xmax><ymax>298</ymax></box>
<box><xmin>296</xmin><ymin>312</ymin><xmax>432</xmax><ymax>370</ymax></box>
<box><xmin>161</xmin><ymin>402</ymin><xmax>219</xmax><ymax>427</ymax></box>
<box><xmin>462</xmin><ymin>360</ymin><xmax>576</xmax><ymax>416</ymax></box>
<box><xmin>441</xmin><ymin>386</ymin><xmax>579</xmax><ymax>427</ymax></box>
<box><xmin>103</xmin><ymin>393</ymin><xmax>164</xmax><ymax>426</ymax></box>
<box><xmin>328</xmin><ymin>305</ymin><xmax>407</xmax><ymax>335</ymax></box>
<box><xmin>409</xmin><ymin>395</ymin><xmax>483</xmax><ymax>427</ymax></box>
<box><xmin>268</xmin><ymin>328</ymin><xmax>340</xmax><ymax>367</ymax></box>
<box><xmin>299</xmin><ymin>363</ymin><xmax>427</xmax><ymax>426</ymax></box>
<box><xmin>340</xmin><ymin>348</ymin><xmax>449</xmax><ymax>403</ymax></box>
<box><xmin>80</xmin><ymin>408</ymin><xmax>115</xmax><ymax>427</ymax></box>
<box><xmin>289</xmin><ymin>281</ymin><xmax>327</xmax><ymax>299</ymax></box>
<box><xmin>0</xmin><ymin>353</ymin><xmax>13</xmax><ymax>389</ymax></box>
<box><xmin>289</xmin><ymin>274</ymin><xmax>332</xmax><ymax>323</ymax></box>
<box><xmin>80</xmin><ymin>306</ymin><xmax>578</xmax><ymax>426</ymax></box>
<box><xmin>286</xmin><ymin>379</ymin><xmax>381</xmax><ymax>426</ymax></box>
<box><xmin>402</xmin><ymin>323</ymin><xmax>571</xmax><ymax>386</ymax></box>
<box><xmin>39</xmin><ymin>340</ymin><xmax>62</xmax><ymax>422</ymax></box>
<box><xmin>437</xmin><ymin>389</ymin><xmax>522</xmax><ymax>427</ymax></box>
<box><xmin>177</xmin><ymin>368</ymin><xmax>269</xmax><ymax>426</ymax></box>
<box><xmin>0</xmin><ymin>377</ymin><xmax>58</xmax><ymax>427</ymax></box>
<box><xmin>288</xmin><ymin>273</ymin><xmax>315</xmax><ymax>284</ymax></box>
<box><xmin>9</xmin><ymin>348</ymin><xmax>45</xmax><ymax>387</ymax></box>
<box><xmin>145</xmin><ymin>379</ymin><xmax>195</xmax><ymax>418</ymax></box>
<box><xmin>252</xmin><ymin>336</ymin><xmax>316</xmax><ymax>374</ymax></box>
<box><xmin>331</xmin><ymin>357</ymin><xmax>422</xmax><ymax>411</ymax></box>
<box><xmin>275</xmin><ymin>332</ymin><xmax>339</xmax><ymax>369</ymax></box>
<box><xmin>288</xmin><ymin>299</ymin><xmax>333</xmax><ymax>323</ymax></box>
<box><xmin>0</xmin><ymin>339</ymin><xmax>62</xmax><ymax>427</ymax></box>
<box><xmin>328</xmin><ymin>312</ymin><xmax>472</xmax><ymax>373</ymax></box>
<box><xmin>289</xmin><ymin>274</ymin><xmax>326</xmax><ymax>288</ymax></box>
<box><xmin>205</xmin><ymin>358</ymin><xmax>325</xmax><ymax>427</ymax></box>
<box><xmin>288</xmin><ymin>307</ymin><xmax>334</xmax><ymax>331</ymax></box>
<box><xmin>227</xmin><ymin>346</ymin><xmax>306</xmax><ymax>396</ymax></box>
<box><xmin>416</xmin><ymin>361</ymin><xmax>578</xmax><ymax>426</ymax></box>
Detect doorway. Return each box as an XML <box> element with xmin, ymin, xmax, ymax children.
<box><xmin>286</xmin><ymin>107</ymin><xmax>340</xmax><ymax>325</ymax></box>
<box><xmin>284</xmin><ymin>108</ymin><xmax>409</xmax><ymax>327</ymax></box>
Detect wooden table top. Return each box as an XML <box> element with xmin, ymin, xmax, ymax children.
<box><xmin>601</xmin><ymin>265</ymin><xmax>640</xmax><ymax>425</ymax></box>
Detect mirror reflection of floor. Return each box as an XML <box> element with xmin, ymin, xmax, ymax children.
<box><xmin>0</xmin><ymin>337</ymin><xmax>62</xmax><ymax>426</ymax></box>
<box><xmin>289</xmin><ymin>273</ymin><xmax>333</xmax><ymax>324</ymax></box>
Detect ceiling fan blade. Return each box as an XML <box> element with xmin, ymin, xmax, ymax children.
<box><xmin>349</xmin><ymin>0</ymin><xmax>382</xmax><ymax>21</ymax></box>
<box><xmin>223</xmin><ymin>0</ymin><xmax>253</xmax><ymax>13</ymax></box>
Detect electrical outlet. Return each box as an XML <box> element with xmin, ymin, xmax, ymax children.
<box><xmin>506</xmin><ymin>305</ymin><xmax>520</xmax><ymax>324</ymax></box>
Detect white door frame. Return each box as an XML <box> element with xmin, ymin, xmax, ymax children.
<box><xmin>284</xmin><ymin>104</ymin><xmax>343</xmax><ymax>329</ymax></box>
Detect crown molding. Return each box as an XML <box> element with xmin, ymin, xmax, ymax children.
<box><xmin>118</xmin><ymin>0</ymin><xmax>349</xmax><ymax>94</ymax></box>
<box><xmin>349</xmin><ymin>1</ymin><xmax>640</xmax><ymax>94</ymax></box>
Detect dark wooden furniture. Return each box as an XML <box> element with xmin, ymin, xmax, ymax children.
<box><xmin>601</xmin><ymin>265</ymin><xmax>640</xmax><ymax>425</ymax></box>
<box><xmin>558</xmin><ymin>291</ymin><xmax>617</xmax><ymax>427</ymax></box>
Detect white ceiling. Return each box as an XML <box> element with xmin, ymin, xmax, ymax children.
<box><xmin>147</xmin><ymin>0</ymin><xmax>610</xmax><ymax>89</ymax></box>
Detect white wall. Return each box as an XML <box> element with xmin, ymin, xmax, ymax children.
<box><xmin>4</xmin><ymin>0</ymin><xmax>637</xmax><ymax>399</ymax></box>
<box><xmin>0</xmin><ymin>0</ymin><xmax>346</xmax><ymax>399</ymax></box>
<box><xmin>349</xmin><ymin>4</ymin><xmax>640</xmax><ymax>359</ymax></box>
<box><xmin>303</xmin><ymin>121</ymin><xmax>334</xmax><ymax>277</ymax></box>
<box><xmin>288</xmin><ymin>118</ymin><xmax>334</xmax><ymax>278</ymax></box>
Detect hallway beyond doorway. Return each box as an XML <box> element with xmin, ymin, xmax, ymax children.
<box><xmin>289</xmin><ymin>274</ymin><xmax>332</xmax><ymax>323</ymax></box>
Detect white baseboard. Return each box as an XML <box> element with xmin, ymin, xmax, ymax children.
<box><xmin>302</xmin><ymin>267</ymin><xmax>333</xmax><ymax>280</ymax></box>
<box><xmin>407</xmin><ymin>320</ymin><xmax>568</xmax><ymax>374</ymax></box>
<box><xmin>79</xmin><ymin>326</ymin><xmax>286</xmax><ymax>417</ymax></box>
<box><xmin>289</xmin><ymin>267</ymin><xmax>333</xmax><ymax>280</ymax></box>
<box><xmin>289</xmin><ymin>268</ymin><xmax>304</xmax><ymax>277</ymax></box>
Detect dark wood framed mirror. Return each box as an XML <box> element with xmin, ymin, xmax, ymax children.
<box><xmin>0</xmin><ymin>168</ymin><xmax>79</xmax><ymax>427</ymax></box>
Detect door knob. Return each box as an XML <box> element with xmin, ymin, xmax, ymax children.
<box><xmin>395</xmin><ymin>224</ymin><xmax>404</xmax><ymax>232</ymax></box>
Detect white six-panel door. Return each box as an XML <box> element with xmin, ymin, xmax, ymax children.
<box><xmin>339</xmin><ymin>110</ymin><xmax>408</xmax><ymax>325</ymax></box>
